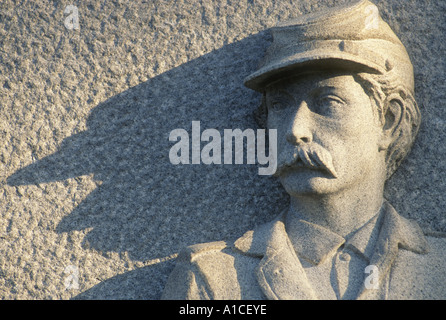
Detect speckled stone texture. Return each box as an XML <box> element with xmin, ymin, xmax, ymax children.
<box><xmin>0</xmin><ymin>0</ymin><xmax>445</xmax><ymax>299</ymax></box>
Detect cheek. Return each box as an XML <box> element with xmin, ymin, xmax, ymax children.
<box><xmin>316</xmin><ymin>116</ymin><xmax>381</xmax><ymax>171</ymax></box>
<box><xmin>320</xmin><ymin>106</ymin><xmax>380</xmax><ymax>143</ymax></box>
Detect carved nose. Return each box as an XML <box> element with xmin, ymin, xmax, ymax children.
<box><xmin>286</xmin><ymin>102</ymin><xmax>313</xmax><ymax>145</ymax></box>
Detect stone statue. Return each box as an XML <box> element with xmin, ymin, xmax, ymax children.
<box><xmin>162</xmin><ymin>0</ymin><xmax>446</xmax><ymax>300</ymax></box>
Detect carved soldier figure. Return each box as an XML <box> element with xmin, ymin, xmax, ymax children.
<box><xmin>162</xmin><ymin>0</ymin><xmax>446</xmax><ymax>299</ymax></box>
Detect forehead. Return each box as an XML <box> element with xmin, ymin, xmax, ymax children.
<box><xmin>265</xmin><ymin>71</ymin><xmax>364</xmax><ymax>95</ymax></box>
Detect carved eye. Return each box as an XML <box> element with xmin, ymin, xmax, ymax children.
<box><xmin>267</xmin><ymin>94</ymin><xmax>293</xmax><ymax>112</ymax></box>
<box><xmin>315</xmin><ymin>94</ymin><xmax>345</xmax><ymax>115</ymax></box>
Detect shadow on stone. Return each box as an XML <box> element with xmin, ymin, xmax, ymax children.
<box><xmin>73</xmin><ymin>259</ymin><xmax>177</xmax><ymax>300</ymax></box>
<box><xmin>7</xmin><ymin>31</ymin><xmax>289</xmax><ymax>299</ymax></box>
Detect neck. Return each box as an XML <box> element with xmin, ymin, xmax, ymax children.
<box><xmin>286</xmin><ymin>178</ymin><xmax>385</xmax><ymax>238</ymax></box>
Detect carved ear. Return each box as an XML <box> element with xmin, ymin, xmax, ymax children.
<box><xmin>378</xmin><ymin>91</ymin><xmax>404</xmax><ymax>151</ymax></box>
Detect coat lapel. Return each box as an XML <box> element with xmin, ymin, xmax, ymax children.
<box><xmin>356</xmin><ymin>201</ymin><xmax>429</xmax><ymax>299</ymax></box>
<box><xmin>233</xmin><ymin>201</ymin><xmax>429</xmax><ymax>300</ymax></box>
<box><xmin>234</xmin><ymin>211</ymin><xmax>318</xmax><ymax>300</ymax></box>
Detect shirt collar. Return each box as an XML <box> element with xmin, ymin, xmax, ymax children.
<box><xmin>233</xmin><ymin>200</ymin><xmax>428</xmax><ymax>264</ymax></box>
<box><xmin>286</xmin><ymin>211</ymin><xmax>382</xmax><ymax>266</ymax></box>
<box><xmin>344</xmin><ymin>212</ymin><xmax>383</xmax><ymax>262</ymax></box>
<box><xmin>286</xmin><ymin>219</ymin><xmax>345</xmax><ymax>265</ymax></box>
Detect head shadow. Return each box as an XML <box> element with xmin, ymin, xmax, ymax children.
<box><xmin>7</xmin><ymin>31</ymin><xmax>288</xmax><ymax>282</ymax></box>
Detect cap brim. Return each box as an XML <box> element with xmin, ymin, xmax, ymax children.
<box><xmin>244</xmin><ymin>50</ymin><xmax>386</xmax><ymax>92</ymax></box>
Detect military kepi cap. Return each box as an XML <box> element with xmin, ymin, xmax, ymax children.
<box><xmin>244</xmin><ymin>0</ymin><xmax>414</xmax><ymax>93</ymax></box>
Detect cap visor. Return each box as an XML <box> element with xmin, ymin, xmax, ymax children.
<box><xmin>244</xmin><ymin>51</ymin><xmax>386</xmax><ymax>91</ymax></box>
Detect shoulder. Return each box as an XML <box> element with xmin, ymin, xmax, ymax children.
<box><xmin>173</xmin><ymin>240</ymin><xmax>255</xmax><ymax>272</ymax></box>
<box><xmin>425</xmin><ymin>232</ymin><xmax>446</xmax><ymax>253</ymax></box>
<box><xmin>405</xmin><ymin>231</ymin><xmax>446</xmax><ymax>262</ymax></box>
<box><xmin>161</xmin><ymin>241</ymin><xmax>228</xmax><ymax>300</ymax></box>
<box><xmin>176</xmin><ymin>241</ymin><xmax>229</xmax><ymax>262</ymax></box>
<box><xmin>162</xmin><ymin>240</ymin><xmax>262</xmax><ymax>300</ymax></box>
<box><xmin>396</xmin><ymin>233</ymin><xmax>446</xmax><ymax>266</ymax></box>
<box><xmin>389</xmin><ymin>233</ymin><xmax>446</xmax><ymax>299</ymax></box>
<box><xmin>177</xmin><ymin>239</ymin><xmax>261</xmax><ymax>279</ymax></box>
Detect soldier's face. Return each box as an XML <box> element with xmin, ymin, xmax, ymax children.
<box><xmin>266</xmin><ymin>71</ymin><xmax>386</xmax><ymax>196</ymax></box>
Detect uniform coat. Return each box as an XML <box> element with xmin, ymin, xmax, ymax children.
<box><xmin>162</xmin><ymin>202</ymin><xmax>446</xmax><ymax>300</ymax></box>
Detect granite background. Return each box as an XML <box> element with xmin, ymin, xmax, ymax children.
<box><xmin>0</xmin><ymin>0</ymin><xmax>445</xmax><ymax>299</ymax></box>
